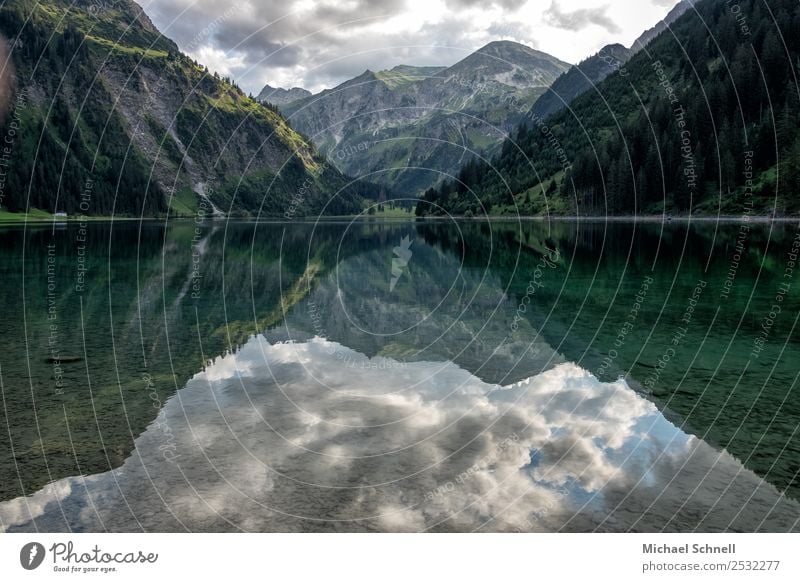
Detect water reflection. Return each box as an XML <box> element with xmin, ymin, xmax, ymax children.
<box><xmin>270</xmin><ymin>222</ymin><xmax>563</xmax><ymax>384</ymax></box>
<box><xmin>1</xmin><ymin>219</ymin><xmax>799</xmax><ymax>531</ymax></box>
<box><xmin>2</xmin><ymin>336</ymin><xmax>797</xmax><ymax>532</ymax></box>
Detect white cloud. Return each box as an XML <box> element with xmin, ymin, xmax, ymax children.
<box><xmin>190</xmin><ymin>45</ymin><xmax>247</xmax><ymax>76</ymax></box>
<box><xmin>543</xmin><ymin>1</ymin><xmax>622</xmax><ymax>34</ymax></box>
<box><xmin>141</xmin><ymin>0</ymin><xmax>682</xmax><ymax>94</ymax></box>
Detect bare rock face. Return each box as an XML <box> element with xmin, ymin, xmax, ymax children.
<box><xmin>279</xmin><ymin>41</ymin><xmax>570</xmax><ymax>195</ymax></box>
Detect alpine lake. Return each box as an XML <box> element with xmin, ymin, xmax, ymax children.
<box><xmin>1</xmin><ymin>217</ymin><xmax>799</xmax><ymax>532</ymax></box>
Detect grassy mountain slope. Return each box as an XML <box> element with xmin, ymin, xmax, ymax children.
<box><xmin>0</xmin><ymin>0</ymin><xmax>366</xmax><ymax>217</ymax></box>
<box><xmin>418</xmin><ymin>0</ymin><xmax>800</xmax><ymax>217</ymax></box>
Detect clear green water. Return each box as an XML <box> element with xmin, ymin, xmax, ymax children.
<box><xmin>0</xmin><ymin>219</ymin><xmax>799</xmax><ymax>531</ymax></box>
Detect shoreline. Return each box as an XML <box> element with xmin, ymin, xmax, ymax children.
<box><xmin>2</xmin><ymin>213</ymin><xmax>798</xmax><ymax>225</ymax></box>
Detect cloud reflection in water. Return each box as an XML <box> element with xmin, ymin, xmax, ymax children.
<box><xmin>1</xmin><ymin>337</ymin><xmax>798</xmax><ymax>532</ymax></box>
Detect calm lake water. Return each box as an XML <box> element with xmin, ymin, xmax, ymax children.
<box><xmin>0</xmin><ymin>218</ymin><xmax>799</xmax><ymax>532</ymax></box>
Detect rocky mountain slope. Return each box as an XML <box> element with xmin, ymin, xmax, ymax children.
<box><xmin>276</xmin><ymin>42</ymin><xmax>570</xmax><ymax>195</ymax></box>
<box><xmin>257</xmin><ymin>84</ymin><xmax>311</xmax><ymax>106</ymax></box>
<box><xmin>0</xmin><ymin>0</ymin><xmax>366</xmax><ymax>217</ymax></box>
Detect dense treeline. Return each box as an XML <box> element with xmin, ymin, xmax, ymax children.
<box><xmin>214</xmin><ymin>158</ymin><xmax>373</xmax><ymax>217</ymax></box>
<box><xmin>418</xmin><ymin>0</ymin><xmax>800</xmax><ymax>217</ymax></box>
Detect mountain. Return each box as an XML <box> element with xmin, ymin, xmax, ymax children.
<box><xmin>256</xmin><ymin>84</ymin><xmax>311</xmax><ymax>106</ymax></box>
<box><xmin>0</xmin><ymin>0</ymin><xmax>367</xmax><ymax>217</ymax></box>
<box><xmin>530</xmin><ymin>43</ymin><xmax>632</xmax><ymax>120</ymax></box>
<box><xmin>631</xmin><ymin>0</ymin><xmax>698</xmax><ymax>51</ymax></box>
<box><xmin>417</xmin><ymin>0</ymin><xmax>800</xmax><ymax>217</ymax></box>
<box><xmin>531</xmin><ymin>0</ymin><xmax>695</xmax><ymax>120</ymax></box>
<box><xmin>280</xmin><ymin>41</ymin><xmax>570</xmax><ymax>195</ymax></box>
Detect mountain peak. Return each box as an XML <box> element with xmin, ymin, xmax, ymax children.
<box><xmin>443</xmin><ymin>41</ymin><xmax>570</xmax><ymax>89</ymax></box>
<box><xmin>256</xmin><ymin>84</ymin><xmax>311</xmax><ymax>105</ymax></box>
<box><xmin>475</xmin><ymin>40</ymin><xmax>565</xmax><ymax>61</ymax></box>
<box><xmin>479</xmin><ymin>40</ymin><xmax>529</xmax><ymax>49</ymax></box>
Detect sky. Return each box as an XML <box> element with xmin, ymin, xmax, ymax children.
<box><xmin>141</xmin><ymin>0</ymin><xmax>683</xmax><ymax>95</ymax></box>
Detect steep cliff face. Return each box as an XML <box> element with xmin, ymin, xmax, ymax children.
<box><xmin>0</xmin><ymin>0</ymin><xmax>365</xmax><ymax>217</ymax></box>
<box><xmin>281</xmin><ymin>42</ymin><xmax>570</xmax><ymax>195</ymax></box>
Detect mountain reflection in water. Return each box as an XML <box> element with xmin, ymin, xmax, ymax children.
<box><xmin>1</xmin><ymin>220</ymin><xmax>799</xmax><ymax>532</ymax></box>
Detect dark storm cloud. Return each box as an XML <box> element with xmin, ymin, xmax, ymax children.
<box><xmin>543</xmin><ymin>0</ymin><xmax>621</xmax><ymax>34</ymax></box>
<box><xmin>312</xmin><ymin>0</ymin><xmax>407</xmax><ymax>24</ymax></box>
<box><xmin>229</xmin><ymin>32</ymin><xmax>305</xmax><ymax>68</ymax></box>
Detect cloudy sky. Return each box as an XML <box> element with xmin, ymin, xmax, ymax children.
<box><xmin>142</xmin><ymin>0</ymin><xmax>683</xmax><ymax>95</ymax></box>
